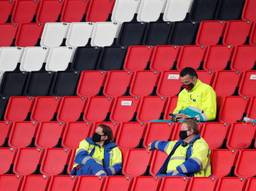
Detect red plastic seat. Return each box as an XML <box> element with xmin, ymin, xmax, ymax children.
<box><xmin>137</xmin><ymin>96</ymin><xmax>167</xmax><ymax>122</ymax></box>
<box><xmin>130</xmin><ymin>176</ymin><xmax>160</xmax><ymax>191</ymax></box>
<box><xmin>163</xmin><ymin>96</ymin><xmax>178</xmax><ymax>120</ymax></box>
<box><xmin>36</xmin><ymin>0</ymin><xmax>64</xmax><ymax>23</ymax></box>
<box><xmin>188</xmin><ymin>177</ymin><xmax>217</xmax><ymax>191</ymax></box>
<box><xmin>130</xmin><ymin>71</ymin><xmax>159</xmax><ymax>97</ymax></box>
<box><xmin>15</xmin><ymin>23</ymin><xmax>43</xmax><ymax>46</ymax></box>
<box><xmin>247</xmin><ymin>97</ymin><xmax>256</xmax><ymax>119</ymax></box>
<box><xmin>86</xmin><ymin>0</ymin><xmax>115</xmax><ymax>22</ymax></box>
<box><xmin>177</xmin><ymin>46</ymin><xmax>206</xmax><ymax>70</ymax></box>
<box><xmin>116</xmin><ymin>122</ymin><xmax>145</xmax><ymax>148</ymax></box>
<box><xmin>35</xmin><ymin>122</ymin><xmax>65</xmax><ymax>149</ymax></box>
<box><xmin>103</xmin><ymin>71</ymin><xmax>132</xmax><ymax>98</ymax></box>
<box><xmin>219</xmin><ymin>96</ymin><xmax>249</xmax><ymax>123</ymax></box>
<box><xmin>20</xmin><ymin>175</ymin><xmax>49</xmax><ymax>191</ymax></box>
<box><xmin>0</xmin><ymin>147</ymin><xmax>16</xmax><ymax>174</ymax></box>
<box><xmin>239</xmin><ymin>71</ymin><xmax>256</xmax><ymax>97</ymax></box>
<box><xmin>157</xmin><ymin>71</ymin><xmax>181</xmax><ymax>97</ymax></box>
<box><xmin>159</xmin><ymin>177</ymin><xmax>189</xmax><ymax>191</ymax></box>
<box><xmin>102</xmin><ymin>176</ymin><xmax>131</xmax><ymax>191</ymax></box>
<box><xmin>227</xmin><ymin>123</ymin><xmax>256</xmax><ymax>149</ymax></box>
<box><xmin>150</xmin><ymin>46</ymin><xmax>180</xmax><ymax>72</ymax></box>
<box><xmin>231</xmin><ymin>46</ymin><xmax>256</xmax><ymax>72</ymax></box>
<box><xmin>196</xmin><ymin>21</ymin><xmax>225</xmax><ymax>46</ymax></box>
<box><xmin>235</xmin><ymin>150</ymin><xmax>256</xmax><ymax>177</ymax></box>
<box><xmin>242</xmin><ymin>0</ymin><xmax>256</xmax><ymax>22</ymax></box>
<box><xmin>75</xmin><ymin>176</ymin><xmax>105</xmax><ymax>191</ymax></box>
<box><xmin>124</xmin><ymin>46</ymin><xmax>153</xmax><ymax>72</ymax></box>
<box><xmin>149</xmin><ymin>150</ymin><xmax>167</xmax><ymax>176</ymax></box>
<box><xmin>246</xmin><ymin>178</ymin><xmax>256</xmax><ymax>191</ymax></box>
<box><xmin>110</xmin><ymin>96</ymin><xmax>139</xmax><ymax>122</ymax></box>
<box><xmin>40</xmin><ymin>148</ymin><xmax>70</xmax><ymax>176</ymax></box>
<box><xmin>9</xmin><ymin>122</ymin><xmax>37</xmax><ymax>148</ymax></box>
<box><xmin>62</xmin><ymin>122</ymin><xmax>92</xmax><ymax>149</ymax></box>
<box><xmin>216</xmin><ymin>177</ymin><xmax>247</xmax><ymax>191</ymax></box>
<box><xmin>223</xmin><ymin>21</ymin><xmax>252</xmax><ymax>46</ymax></box>
<box><xmin>11</xmin><ymin>0</ymin><xmax>39</xmax><ymax>23</ymax></box>
<box><xmin>47</xmin><ymin>176</ymin><xmax>77</xmax><ymax>191</ymax></box>
<box><xmin>122</xmin><ymin>149</ymin><xmax>151</xmax><ymax>177</ymax></box>
<box><xmin>61</xmin><ymin>0</ymin><xmax>90</xmax><ymax>22</ymax></box>
<box><xmin>57</xmin><ymin>96</ymin><xmax>86</xmax><ymax>122</ymax></box>
<box><xmin>0</xmin><ymin>121</ymin><xmax>11</xmax><ymax>146</ymax></box>
<box><xmin>211</xmin><ymin>149</ymin><xmax>238</xmax><ymax>177</ymax></box>
<box><xmin>250</xmin><ymin>23</ymin><xmax>256</xmax><ymax>45</ymax></box>
<box><xmin>0</xmin><ymin>23</ymin><xmax>18</xmax><ymax>46</ymax></box>
<box><xmin>213</xmin><ymin>71</ymin><xmax>240</xmax><ymax>97</ymax></box>
<box><xmin>204</xmin><ymin>45</ymin><xmax>233</xmax><ymax>72</ymax></box>
<box><xmin>77</xmin><ymin>71</ymin><xmax>106</xmax><ymax>97</ymax></box>
<box><xmin>197</xmin><ymin>71</ymin><xmax>214</xmax><ymax>85</ymax></box>
<box><xmin>0</xmin><ymin>0</ymin><xmax>15</xmax><ymax>23</ymax></box>
<box><xmin>31</xmin><ymin>96</ymin><xmax>61</xmax><ymax>122</ymax></box>
<box><xmin>0</xmin><ymin>175</ymin><xmax>22</xmax><ymax>191</ymax></box>
<box><xmin>13</xmin><ymin>148</ymin><xmax>42</xmax><ymax>176</ymax></box>
<box><xmin>5</xmin><ymin>96</ymin><xmax>34</xmax><ymax>122</ymax></box>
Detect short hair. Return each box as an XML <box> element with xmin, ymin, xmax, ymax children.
<box><xmin>98</xmin><ymin>124</ymin><xmax>113</xmax><ymax>141</ymax></box>
<box><xmin>183</xmin><ymin>119</ymin><xmax>200</xmax><ymax>135</ymax></box>
<box><xmin>180</xmin><ymin>67</ymin><xmax>198</xmax><ymax>78</ymax></box>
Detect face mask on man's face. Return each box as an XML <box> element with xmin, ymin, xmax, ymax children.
<box><xmin>179</xmin><ymin>130</ymin><xmax>189</xmax><ymax>140</ymax></box>
<box><xmin>182</xmin><ymin>83</ymin><xmax>194</xmax><ymax>91</ymax></box>
<box><xmin>92</xmin><ymin>133</ymin><xmax>103</xmax><ymax>142</ymax></box>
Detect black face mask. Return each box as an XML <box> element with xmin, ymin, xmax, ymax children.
<box><xmin>179</xmin><ymin>130</ymin><xmax>189</xmax><ymax>140</ymax></box>
<box><xmin>92</xmin><ymin>133</ymin><xmax>102</xmax><ymax>142</ymax></box>
<box><xmin>182</xmin><ymin>83</ymin><xmax>194</xmax><ymax>91</ymax></box>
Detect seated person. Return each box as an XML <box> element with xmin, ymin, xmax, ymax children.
<box><xmin>71</xmin><ymin>124</ymin><xmax>122</xmax><ymax>176</ymax></box>
<box><xmin>171</xmin><ymin>67</ymin><xmax>217</xmax><ymax>122</ymax></box>
<box><xmin>149</xmin><ymin>119</ymin><xmax>211</xmax><ymax>177</ymax></box>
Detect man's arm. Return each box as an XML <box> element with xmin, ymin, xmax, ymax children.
<box><xmin>105</xmin><ymin>147</ymin><xmax>122</xmax><ymax>175</ymax></box>
<box><xmin>74</xmin><ymin>140</ymin><xmax>95</xmax><ymax>166</ymax></box>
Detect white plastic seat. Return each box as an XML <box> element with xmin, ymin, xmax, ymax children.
<box><xmin>137</xmin><ymin>0</ymin><xmax>166</xmax><ymax>22</ymax></box>
<box><xmin>0</xmin><ymin>47</ymin><xmax>23</xmax><ymax>72</ymax></box>
<box><xmin>66</xmin><ymin>22</ymin><xmax>94</xmax><ymax>47</ymax></box>
<box><xmin>20</xmin><ymin>47</ymin><xmax>49</xmax><ymax>72</ymax></box>
<box><xmin>40</xmin><ymin>22</ymin><xmax>69</xmax><ymax>47</ymax></box>
<box><xmin>91</xmin><ymin>22</ymin><xmax>120</xmax><ymax>47</ymax></box>
<box><xmin>45</xmin><ymin>47</ymin><xmax>74</xmax><ymax>71</ymax></box>
<box><xmin>163</xmin><ymin>0</ymin><xmax>194</xmax><ymax>21</ymax></box>
<box><xmin>111</xmin><ymin>0</ymin><xmax>140</xmax><ymax>23</ymax></box>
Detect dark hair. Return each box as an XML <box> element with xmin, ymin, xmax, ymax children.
<box><xmin>183</xmin><ymin>119</ymin><xmax>200</xmax><ymax>135</ymax></box>
<box><xmin>99</xmin><ymin>124</ymin><xmax>113</xmax><ymax>141</ymax></box>
<box><xmin>180</xmin><ymin>67</ymin><xmax>198</xmax><ymax>78</ymax></box>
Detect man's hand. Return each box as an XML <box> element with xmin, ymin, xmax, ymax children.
<box><xmin>148</xmin><ymin>143</ymin><xmax>153</xmax><ymax>151</ymax></box>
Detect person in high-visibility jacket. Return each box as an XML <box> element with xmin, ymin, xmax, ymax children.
<box><xmin>171</xmin><ymin>67</ymin><xmax>217</xmax><ymax>122</ymax></box>
<box><xmin>71</xmin><ymin>124</ymin><xmax>122</xmax><ymax>176</ymax></box>
<box><xmin>149</xmin><ymin>119</ymin><xmax>211</xmax><ymax>177</ymax></box>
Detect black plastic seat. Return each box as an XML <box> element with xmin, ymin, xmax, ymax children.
<box><xmin>215</xmin><ymin>0</ymin><xmax>245</xmax><ymax>20</ymax></box>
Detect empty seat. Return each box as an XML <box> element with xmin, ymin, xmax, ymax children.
<box><xmin>5</xmin><ymin>97</ymin><xmax>34</xmax><ymax>122</ymax></box>
<box><xmin>145</xmin><ymin>22</ymin><xmax>173</xmax><ymax>45</ymax></box>
<box><xmin>130</xmin><ymin>176</ymin><xmax>160</xmax><ymax>191</ymax></box>
<box><xmin>9</xmin><ymin>122</ymin><xmax>37</xmax><ymax>148</ymax></box>
<box><xmin>0</xmin><ymin>97</ymin><xmax>8</xmax><ymax>120</ymax></box>
<box><xmin>31</xmin><ymin>96</ymin><xmax>60</xmax><ymax>122</ymax></box>
<box><xmin>0</xmin><ymin>47</ymin><xmax>23</xmax><ymax>72</ymax></box>
<box><xmin>40</xmin><ymin>148</ymin><xmax>70</xmax><ymax>176</ymax></box>
<box><xmin>227</xmin><ymin>123</ymin><xmax>256</xmax><ymax>149</ymax></box>
<box><xmin>163</xmin><ymin>0</ymin><xmax>193</xmax><ymax>21</ymax></box>
<box><xmin>62</xmin><ymin>122</ymin><xmax>91</xmax><ymax>149</ymax></box>
<box><xmin>157</xmin><ymin>71</ymin><xmax>181</xmax><ymax>97</ymax></box>
<box><xmin>110</xmin><ymin>97</ymin><xmax>139</xmax><ymax>122</ymax></box>
<box><xmin>0</xmin><ymin>121</ymin><xmax>10</xmax><ymax>146</ymax></box>
<box><xmin>57</xmin><ymin>96</ymin><xmax>86</xmax><ymax>122</ymax></box>
<box><xmin>203</xmin><ymin>45</ymin><xmax>233</xmax><ymax>72</ymax></box>
<box><xmin>66</xmin><ymin>22</ymin><xmax>93</xmax><ymax>47</ymax></box>
<box><xmin>137</xmin><ymin>96</ymin><xmax>167</xmax><ymax>122</ymax></box>
<box><xmin>150</xmin><ymin>46</ymin><xmax>180</xmax><ymax>72</ymax></box>
<box><xmin>91</xmin><ymin>22</ymin><xmax>119</xmax><ymax>47</ymax></box>
<box><xmin>246</xmin><ymin>178</ymin><xmax>256</xmax><ymax>191</ymax></box>
<box><xmin>0</xmin><ymin>148</ymin><xmax>16</xmax><ymax>174</ymax></box>
<box><xmin>124</xmin><ymin>46</ymin><xmax>153</xmax><ymax>72</ymax></box>
<box><xmin>170</xmin><ymin>22</ymin><xmax>199</xmax><ymax>45</ymax></box>
<box><xmin>211</xmin><ymin>149</ymin><xmax>238</xmax><ymax>177</ymax></box>
<box><xmin>111</xmin><ymin>0</ymin><xmax>139</xmax><ymax>23</ymax></box>
<box><xmin>75</xmin><ymin>176</ymin><xmax>105</xmax><ymax>191</ymax></box>
<box><xmin>123</xmin><ymin>149</ymin><xmax>151</xmax><ymax>177</ymax></box>
<box><xmin>137</xmin><ymin>0</ymin><xmax>165</xmax><ymax>22</ymax></box>
<box><xmin>149</xmin><ymin>150</ymin><xmax>167</xmax><ymax>176</ymax></box>
<box><xmin>36</xmin><ymin>0</ymin><xmax>64</xmax><ymax>23</ymax></box>
<box><xmin>0</xmin><ymin>24</ymin><xmax>18</xmax><ymax>46</ymax></box>
<box><xmin>219</xmin><ymin>96</ymin><xmax>249</xmax><ymax>123</ymax></box>
<box><xmin>159</xmin><ymin>177</ymin><xmax>189</xmax><ymax>191</ymax></box>
<box><xmin>231</xmin><ymin>46</ymin><xmax>256</xmax><ymax>72</ymax></box>
<box><xmin>215</xmin><ymin>0</ymin><xmax>245</xmax><ymax>20</ymax></box>
<box><xmin>77</xmin><ymin>71</ymin><xmax>106</xmax><ymax>97</ymax></box>
<box><xmin>84</xmin><ymin>96</ymin><xmax>113</xmax><ymax>122</ymax></box>
<box><xmin>20</xmin><ymin>175</ymin><xmax>49</xmax><ymax>191</ymax></box>
<box><xmin>223</xmin><ymin>21</ymin><xmax>252</xmax><ymax>46</ymax></box>
<box><xmin>163</xmin><ymin>96</ymin><xmax>178</xmax><ymax>119</ymax></box>
<box><xmin>213</xmin><ymin>71</ymin><xmax>240</xmax><ymax>97</ymax></box>
<box><xmin>47</xmin><ymin>176</ymin><xmax>76</xmax><ymax>191</ymax></box>
<box><xmin>247</xmin><ymin>97</ymin><xmax>256</xmax><ymax>119</ymax></box>
<box><xmin>0</xmin><ymin>0</ymin><xmax>14</xmax><ymax>23</ymax></box>
<box><xmin>12</xmin><ymin>0</ymin><xmax>39</xmax><ymax>23</ymax></box>
<box><xmin>196</xmin><ymin>21</ymin><xmax>225</xmax><ymax>46</ymax></box>
<box><xmin>102</xmin><ymin>176</ymin><xmax>131</xmax><ymax>191</ymax></box>
<box><xmin>61</xmin><ymin>0</ymin><xmax>90</xmax><ymax>22</ymax></box>
<box><xmin>242</xmin><ymin>0</ymin><xmax>256</xmax><ymax>22</ymax></box>
<box><xmin>197</xmin><ymin>71</ymin><xmax>214</xmax><ymax>85</ymax></box>
<box><xmin>98</xmin><ymin>47</ymin><xmax>127</xmax><ymax>70</ymax></box>
<box><xmin>15</xmin><ymin>23</ymin><xmax>43</xmax><ymax>46</ymax></box>
<box><xmin>103</xmin><ymin>71</ymin><xmax>132</xmax><ymax>97</ymax></box>
<box><xmin>72</xmin><ymin>47</ymin><xmax>102</xmax><ymax>71</ymax></box>
<box><xmin>235</xmin><ymin>150</ymin><xmax>256</xmax><ymax>177</ymax></box>
<box><xmin>0</xmin><ymin>175</ymin><xmax>22</xmax><ymax>191</ymax></box>
<box><xmin>187</xmin><ymin>177</ymin><xmax>217</xmax><ymax>191</ymax></box>
<box><xmin>117</xmin><ymin>22</ymin><xmax>147</xmax><ymax>46</ymax></box>
<box><xmin>13</xmin><ymin>148</ymin><xmax>42</xmax><ymax>176</ymax></box>
<box><xmin>216</xmin><ymin>177</ymin><xmax>246</xmax><ymax>191</ymax></box>
<box><xmin>177</xmin><ymin>45</ymin><xmax>206</xmax><ymax>70</ymax></box>
<box><xmin>239</xmin><ymin>71</ymin><xmax>256</xmax><ymax>97</ymax></box>
<box><xmin>130</xmin><ymin>71</ymin><xmax>159</xmax><ymax>97</ymax></box>
<box><xmin>86</xmin><ymin>0</ymin><xmax>115</xmax><ymax>22</ymax></box>
<box><xmin>40</xmin><ymin>23</ymin><xmax>69</xmax><ymax>48</ymax></box>
<box><xmin>250</xmin><ymin>23</ymin><xmax>256</xmax><ymax>45</ymax></box>
<box><xmin>20</xmin><ymin>47</ymin><xmax>48</xmax><ymax>72</ymax></box>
